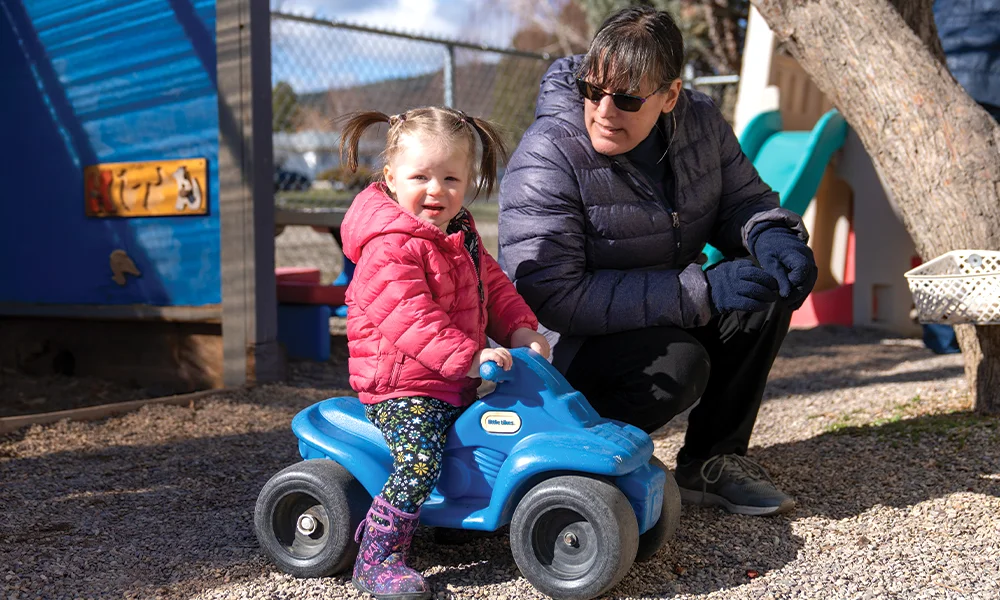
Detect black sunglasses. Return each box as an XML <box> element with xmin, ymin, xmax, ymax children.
<box><xmin>576</xmin><ymin>78</ymin><xmax>664</xmax><ymax>112</ymax></box>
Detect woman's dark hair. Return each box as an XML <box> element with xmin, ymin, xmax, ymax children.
<box><xmin>577</xmin><ymin>6</ymin><xmax>685</xmax><ymax>94</ymax></box>
<box><xmin>339</xmin><ymin>107</ymin><xmax>509</xmax><ymax>199</ymax></box>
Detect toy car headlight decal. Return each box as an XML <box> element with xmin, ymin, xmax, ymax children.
<box><xmin>480</xmin><ymin>411</ymin><xmax>522</xmax><ymax>434</ymax></box>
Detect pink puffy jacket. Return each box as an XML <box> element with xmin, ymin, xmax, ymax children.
<box><xmin>341</xmin><ymin>183</ymin><xmax>539</xmax><ymax>407</ymax></box>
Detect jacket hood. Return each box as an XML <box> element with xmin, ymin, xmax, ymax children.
<box><xmin>341</xmin><ymin>182</ymin><xmax>471</xmax><ymax>263</ymax></box>
<box><xmin>535</xmin><ymin>54</ymin><xmax>692</xmax><ymax>140</ymax></box>
<box><xmin>535</xmin><ymin>55</ymin><xmax>586</xmax><ymax>124</ymax></box>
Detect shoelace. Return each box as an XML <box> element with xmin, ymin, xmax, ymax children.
<box><xmin>700</xmin><ymin>454</ymin><xmax>775</xmax><ymax>486</ymax></box>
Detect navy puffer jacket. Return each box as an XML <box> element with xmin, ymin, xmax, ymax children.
<box><xmin>934</xmin><ymin>0</ymin><xmax>1000</xmax><ymax>107</ymax></box>
<box><xmin>498</xmin><ymin>55</ymin><xmax>805</xmax><ymax>369</ymax></box>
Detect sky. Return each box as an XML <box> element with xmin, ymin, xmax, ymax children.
<box><xmin>269</xmin><ymin>0</ymin><xmax>525</xmax><ymax>92</ymax></box>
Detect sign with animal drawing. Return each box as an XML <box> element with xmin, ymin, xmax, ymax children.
<box><xmin>84</xmin><ymin>158</ymin><xmax>208</xmax><ymax>217</ymax></box>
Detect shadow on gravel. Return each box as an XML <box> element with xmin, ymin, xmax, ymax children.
<box><xmin>0</xmin><ymin>430</ymin><xmax>302</xmax><ymax>598</ymax></box>
<box><xmin>420</xmin><ymin>531</ymin><xmax>523</xmax><ymax>589</ymax></box>
<box><xmin>2</xmin><ymin>325</ymin><xmax>988</xmax><ymax>599</ymax></box>
<box><xmin>765</xmin><ymin>363</ymin><xmax>966</xmax><ymax>397</ymax></box>
<box><xmin>283</xmin><ymin>335</ymin><xmax>353</xmax><ymax>391</ymax></box>
<box><xmin>420</xmin><ymin>508</ymin><xmax>803</xmax><ymax>599</ymax></box>
<box><xmin>780</xmin><ymin>325</ymin><xmax>905</xmax><ymax>350</ymax></box>
<box><xmin>9</xmin><ymin>412</ymin><xmax>992</xmax><ymax>599</ymax></box>
<box><xmin>610</xmin><ymin>504</ymin><xmax>803</xmax><ymax>598</ymax></box>
<box><xmin>755</xmin><ymin>411</ymin><xmax>1000</xmax><ymax>521</ymax></box>
<box><xmin>765</xmin><ymin>326</ymin><xmax>965</xmax><ymax>397</ymax></box>
<box><xmin>0</xmin><ymin>422</ymin><xmax>800</xmax><ymax>599</ymax></box>
<box><xmin>624</xmin><ymin>412</ymin><xmax>999</xmax><ymax>598</ymax></box>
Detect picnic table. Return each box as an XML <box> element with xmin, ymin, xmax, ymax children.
<box><xmin>273</xmin><ymin>200</ymin><xmax>354</xmax><ymax>361</ymax></box>
<box><xmin>274</xmin><ymin>203</ymin><xmax>348</xmax><ymax>244</ymax></box>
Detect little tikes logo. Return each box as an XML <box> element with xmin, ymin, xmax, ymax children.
<box><xmin>480</xmin><ymin>411</ymin><xmax>522</xmax><ymax>434</ymax></box>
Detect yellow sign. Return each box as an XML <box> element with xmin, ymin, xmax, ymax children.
<box><xmin>85</xmin><ymin>158</ymin><xmax>208</xmax><ymax>217</ymax></box>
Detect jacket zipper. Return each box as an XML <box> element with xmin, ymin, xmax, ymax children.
<box><xmin>612</xmin><ymin>159</ymin><xmax>682</xmax><ymax>254</ymax></box>
<box><xmin>389</xmin><ymin>352</ymin><xmax>405</xmax><ymax>388</ymax></box>
<box><xmin>455</xmin><ymin>235</ymin><xmax>485</xmax><ymax>339</ymax></box>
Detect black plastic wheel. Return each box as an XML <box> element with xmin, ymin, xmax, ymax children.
<box><xmin>634</xmin><ymin>456</ymin><xmax>682</xmax><ymax>562</ymax></box>
<box><xmin>254</xmin><ymin>459</ymin><xmax>372</xmax><ymax>578</ymax></box>
<box><xmin>510</xmin><ymin>475</ymin><xmax>639</xmax><ymax>600</ymax></box>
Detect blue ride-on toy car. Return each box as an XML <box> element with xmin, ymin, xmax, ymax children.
<box><xmin>254</xmin><ymin>349</ymin><xmax>681</xmax><ymax>600</ymax></box>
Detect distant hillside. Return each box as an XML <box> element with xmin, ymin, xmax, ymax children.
<box><xmin>296</xmin><ymin>62</ymin><xmax>505</xmax><ymax>130</ymax></box>
<box><xmin>291</xmin><ymin>55</ymin><xmax>551</xmax><ymax>140</ymax></box>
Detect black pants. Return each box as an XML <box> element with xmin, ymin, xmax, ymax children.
<box><xmin>563</xmin><ymin>302</ymin><xmax>792</xmax><ymax>462</ymax></box>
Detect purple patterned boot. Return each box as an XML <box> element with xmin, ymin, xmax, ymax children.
<box><xmin>352</xmin><ymin>495</ymin><xmax>431</xmax><ymax>600</ymax></box>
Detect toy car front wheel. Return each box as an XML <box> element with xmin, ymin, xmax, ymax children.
<box><xmin>254</xmin><ymin>459</ymin><xmax>371</xmax><ymax>578</ymax></box>
<box><xmin>635</xmin><ymin>456</ymin><xmax>682</xmax><ymax>562</ymax></box>
<box><xmin>510</xmin><ymin>475</ymin><xmax>639</xmax><ymax>600</ymax></box>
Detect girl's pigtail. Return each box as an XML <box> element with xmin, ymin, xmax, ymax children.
<box><xmin>467</xmin><ymin>117</ymin><xmax>509</xmax><ymax>199</ymax></box>
<box><xmin>339</xmin><ymin>111</ymin><xmax>391</xmax><ymax>172</ymax></box>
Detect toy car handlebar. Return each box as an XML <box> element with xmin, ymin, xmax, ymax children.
<box><xmin>479</xmin><ymin>358</ymin><xmax>514</xmax><ymax>383</ymax></box>
<box><xmin>478</xmin><ymin>348</ymin><xmax>574</xmax><ymax>398</ymax></box>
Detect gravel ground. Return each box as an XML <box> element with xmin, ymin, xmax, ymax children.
<box><xmin>2</xmin><ymin>325</ymin><xmax>999</xmax><ymax>600</ymax></box>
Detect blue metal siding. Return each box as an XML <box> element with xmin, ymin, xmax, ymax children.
<box><xmin>0</xmin><ymin>0</ymin><xmax>220</xmax><ymax>307</ymax></box>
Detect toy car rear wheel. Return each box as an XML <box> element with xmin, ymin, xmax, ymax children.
<box><xmin>254</xmin><ymin>459</ymin><xmax>371</xmax><ymax>578</ymax></box>
<box><xmin>510</xmin><ymin>475</ymin><xmax>639</xmax><ymax>600</ymax></box>
<box><xmin>635</xmin><ymin>456</ymin><xmax>682</xmax><ymax>562</ymax></box>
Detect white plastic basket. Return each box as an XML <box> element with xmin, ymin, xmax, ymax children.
<box><xmin>904</xmin><ymin>250</ymin><xmax>1000</xmax><ymax>325</ymax></box>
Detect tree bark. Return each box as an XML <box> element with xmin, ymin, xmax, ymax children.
<box><xmin>751</xmin><ymin>0</ymin><xmax>1000</xmax><ymax>412</ymax></box>
<box><xmin>701</xmin><ymin>0</ymin><xmax>746</xmax><ymax>73</ymax></box>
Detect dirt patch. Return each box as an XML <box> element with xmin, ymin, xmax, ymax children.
<box><xmin>0</xmin><ymin>318</ymin><xmax>352</xmax><ymax>419</ymax></box>
<box><xmin>0</xmin><ymin>367</ymin><xmax>157</xmax><ymax>418</ymax></box>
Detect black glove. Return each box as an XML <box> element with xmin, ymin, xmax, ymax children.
<box><xmin>748</xmin><ymin>225</ymin><xmax>818</xmax><ymax>309</ymax></box>
<box><xmin>705</xmin><ymin>259</ymin><xmax>779</xmax><ymax>314</ymax></box>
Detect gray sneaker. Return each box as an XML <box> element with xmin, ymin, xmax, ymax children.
<box><xmin>674</xmin><ymin>454</ymin><xmax>795</xmax><ymax>516</ymax></box>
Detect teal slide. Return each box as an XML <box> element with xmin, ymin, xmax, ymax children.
<box><xmin>703</xmin><ymin>109</ymin><xmax>848</xmax><ymax>269</ymax></box>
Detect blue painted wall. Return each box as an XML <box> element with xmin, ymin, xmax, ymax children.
<box><xmin>0</xmin><ymin>0</ymin><xmax>220</xmax><ymax>307</ymax></box>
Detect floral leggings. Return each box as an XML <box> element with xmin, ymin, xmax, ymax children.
<box><xmin>365</xmin><ymin>396</ymin><xmax>463</xmax><ymax>514</ymax></box>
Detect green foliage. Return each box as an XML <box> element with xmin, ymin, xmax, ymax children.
<box><xmin>822</xmin><ymin>394</ymin><xmax>997</xmax><ymax>447</ymax></box>
<box><xmin>273</xmin><ymin>81</ymin><xmax>301</xmax><ymax>133</ymax></box>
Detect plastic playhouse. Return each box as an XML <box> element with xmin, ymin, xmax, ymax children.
<box><xmin>702</xmin><ymin>108</ymin><xmax>848</xmax><ymax>269</ymax></box>
<box><xmin>732</xmin><ymin>9</ymin><xmax>926</xmax><ymax>336</ymax></box>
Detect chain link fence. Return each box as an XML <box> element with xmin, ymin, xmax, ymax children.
<box><xmin>271</xmin><ymin>12</ymin><xmax>555</xmax><ymax>283</ymax></box>
<box><xmin>269</xmin><ymin>12</ymin><xmax>740</xmax><ymax>285</ymax></box>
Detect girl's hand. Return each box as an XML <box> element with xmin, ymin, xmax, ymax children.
<box><xmin>468</xmin><ymin>347</ymin><xmax>514</xmax><ymax>378</ymax></box>
<box><xmin>510</xmin><ymin>327</ymin><xmax>551</xmax><ymax>359</ymax></box>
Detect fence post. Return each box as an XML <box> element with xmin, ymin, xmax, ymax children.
<box><xmin>218</xmin><ymin>0</ymin><xmax>282</xmax><ymax>385</ymax></box>
<box><xmin>444</xmin><ymin>43</ymin><xmax>454</xmax><ymax>108</ymax></box>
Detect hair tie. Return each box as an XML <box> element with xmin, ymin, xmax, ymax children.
<box><xmin>391</xmin><ymin>113</ymin><xmax>406</xmax><ymax>124</ymax></box>
<box><xmin>456</xmin><ymin>109</ymin><xmax>469</xmax><ymax>125</ymax></box>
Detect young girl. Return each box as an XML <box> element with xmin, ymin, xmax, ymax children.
<box><xmin>339</xmin><ymin>106</ymin><xmax>550</xmax><ymax>600</ymax></box>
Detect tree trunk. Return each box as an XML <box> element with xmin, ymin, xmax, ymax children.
<box><xmin>751</xmin><ymin>0</ymin><xmax>1000</xmax><ymax>413</ymax></box>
